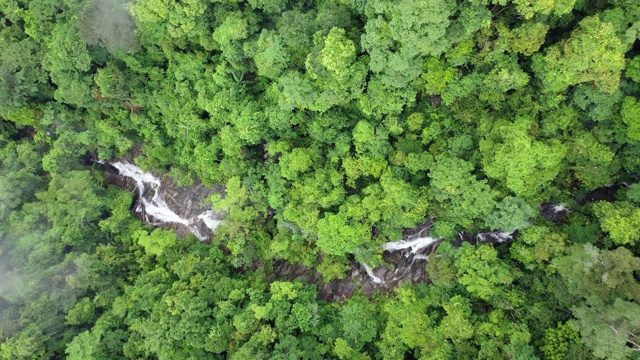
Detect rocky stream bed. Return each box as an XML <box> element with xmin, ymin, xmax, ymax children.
<box><xmin>97</xmin><ymin>158</ymin><xmax>578</xmax><ymax>301</ymax></box>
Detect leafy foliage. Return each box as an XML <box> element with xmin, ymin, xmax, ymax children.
<box><xmin>1</xmin><ymin>0</ymin><xmax>640</xmax><ymax>358</ymax></box>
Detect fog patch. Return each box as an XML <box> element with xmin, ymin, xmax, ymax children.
<box><xmin>0</xmin><ymin>259</ymin><xmax>23</xmax><ymax>304</ymax></box>
<box><xmin>79</xmin><ymin>0</ymin><xmax>139</xmax><ymax>53</ymax></box>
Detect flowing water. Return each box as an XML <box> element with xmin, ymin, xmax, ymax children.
<box><xmin>384</xmin><ymin>236</ymin><xmax>440</xmax><ymax>253</ymax></box>
<box><xmin>356</xmin><ymin>227</ymin><xmax>441</xmax><ymax>285</ymax></box>
<box><xmin>361</xmin><ymin>263</ymin><xmax>385</xmax><ymax>284</ymax></box>
<box><xmin>109</xmin><ymin>161</ymin><xmax>222</xmax><ymax>241</ymax></box>
<box><xmin>102</xmin><ymin>160</ymin><xmax>523</xmax><ymax>295</ymax></box>
<box><xmin>552</xmin><ymin>203</ymin><xmax>569</xmax><ymax>213</ymax></box>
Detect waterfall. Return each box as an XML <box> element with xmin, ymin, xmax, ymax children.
<box><xmin>552</xmin><ymin>203</ymin><xmax>569</xmax><ymax>213</ymax></box>
<box><xmin>477</xmin><ymin>228</ymin><xmax>517</xmax><ymax>243</ymax></box>
<box><xmin>358</xmin><ymin>231</ymin><xmax>439</xmax><ymax>285</ymax></box>
<box><xmin>198</xmin><ymin>210</ymin><xmax>223</xmax><ymax>232</ymax></box>
<box><xmin>361</xmin><ymin>263</ymin><xmax>384</xmax><ymax>284</ymax></box>
<box><xmin>383</xmin><ymin>236</ymin><xmax>440</xmax><ymax>253</ymax></box>
<box><xmin>495</xmin><ymin>231</ymin><xmax>514</xmax><ymax>243</ymax></box>
<box><xmin>109</xmin><ymin>161</ymin><xmax>160</xmax><ymax>194</ymax></box>
<box><xmin>109</xmin><ymin>161</ymin><xmax>222</xmax><ymax>241</ymax></box>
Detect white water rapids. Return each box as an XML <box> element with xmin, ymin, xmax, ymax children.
<box><xmin>552</xmin><ymin>203</ymin><xmax>570</xmax><ymax>213</ymax></box>
<box><xmin>361</xmin><ymin>227</ymin><xmax>520</xmax><ymax>285</ymax></box>
<box><xmin>383</xmin><ymin>236</ymin><xmax>440</xmax><ymax>253</ymax></box>
<box><xmin>105</xmin><ymin>161</ymin><xmax>520</xmax><ymax>287</ymax></box>
<box><xmin>358</xmin><ymin>232</ymin><xmax>441</xmax><ymax>285</ymax></box>
<box><xmin>109</xmin><ymin>162</ymin><xmax>222</xmax><ymax>241</ymax></box>
<box><xmin>361</xmin><ymin>263</ymin><xmax>384</xmax><ymax>284</ymax></box>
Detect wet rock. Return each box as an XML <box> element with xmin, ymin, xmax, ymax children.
<box><xmin>96</xmin><ymin>156</ymin><xmax>539</xmax><ymax>302</ymax></box>
<box><xmin>581</xmin><ymin>183</ymin><xmax>624</xmax><ymax>204</ymax></box>
<box><xmin>100</xmin><ymin>160</ymin><xmax>225</xmax><ymax>242</ymax></box>
<box><xmin>540</xmin><ymin>202</ymin><xmax>570</xmax><ymax>224</ymax></box>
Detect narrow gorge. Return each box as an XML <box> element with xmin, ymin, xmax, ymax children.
<box><xmin>98</xmin><ymin>159</ymin><xmax>545</xmax><ymax>300</ymax></box>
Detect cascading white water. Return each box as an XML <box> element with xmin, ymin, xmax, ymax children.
<box><xmin>142</xmin><ymin>196</ymin><xmax>191</xmax><ymax>227</ymax></box>
<box><xmin>383</xmin><ymin>236</ymin><xmax>440</xmax><ymax>253</ymax></box>
<box><xmin>552</xmin><ymin>203</ymin><xmax>569</xmax><ymax>213</ymax></box>
<box><xmin>198</xmin><ymin>210</ymin><xmax>223</xmax><ymax>232</ymax></box>
<box><xmin>413</xmin><ymin>254</ymin><xmax>429</xmax><ymax>261</ymax></box>
<box><xmin>109</xmin><ymin>161</ymin><xmax>160</xmax><ymax>192</ymax></box>
<box><xmin>495</xmin><ymin>231</ymin><xmax>514</xmax><ymax>243</ymax></box>
<box><xmin>361</xmin><ymin>263</ymin><xmax>384</xmax><ymax>284</ymax></box>
<box><xmin>477</xmin><ymin>228</ymin><xmax>517</xmax><ymax>243</ymax></box>
<box><xmin>109</xmin><ymin>161</ymin><xmax>222</xmax><ymax>241</ymax></box>
<box><xmin>358</xmin><ymin>232</ymin><xmax>440</xmax><ymax>285</ymax></box>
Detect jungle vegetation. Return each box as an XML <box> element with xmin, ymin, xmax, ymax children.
<box><xmin>1</xmin><ymin>0</ymin><xmax>640</xmax><ymax>358</ymax></box>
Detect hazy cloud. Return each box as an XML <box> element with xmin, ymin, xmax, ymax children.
<box><xmin>79</xmin><ymin>0</ymin><xmax>139</xmax><ymax>53</ymax></box>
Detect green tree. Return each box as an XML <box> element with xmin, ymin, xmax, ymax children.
<box><xmin>279</xmin><ymin>148</ymin><xmax>318</xmax><ymax>181</ymax></box>
<box><xmin>34</xmin><ymin>170</ymin><xmax>110</xmax><ymax>247</ymax></box>
<box><xmin>511</xmin><ymin>226</ymin><xmax>567</xmax><ymax>270</ymax></box>
<box><xmin>362</xmin><ymin>0</ymin><xmax>456</xmax><ymax>88</ymax></box>
<box><xmin>566</xmin><ymin>132</ymin><xmax>618</xmax><ymax>190</ymax></box>
<box><xmin>552</xmin><ymin>244</ymin><xmax>640</xmax><ymax>304</ymax></box>
<box><xmin>437</xmin><ymin>295</ymin><xmax>475</xmax><ymax>346</ymax></box>
<box><xmin>428</xmin><ymin>156</ymin><xmax>497</xmax><ymax>236</ymax></box>
<box><xmin>541</xmin><ymin>322</ymin><xmax>581</xmax><ymax>360</ymax></box>
<box><xmin>532</xmin><ymin>16</ymin><xmax>626</xmax><ymax>93</ymax></box>
<box><xmin>247</xmin><ymin>0</ymin><xmax>287</xmax><ymax>14</ymax></box>
<box><xmin>247</xmin><ymin>30</ymin><xmax>288</xmax><ymax>80</ymax></box>
<box><xmin>65</xmin><ymin>328</ymin><xmax>104</xmax><ymax>360</ymax></box>
<box><xmin>130</xmin><ymin>0</ymin><xmax>211</xmax><ymax>46</ymax></box>
<box><xmin>453</xmin><ymin>243</ymin><xmax>514</xmax><ymax>301</ymax></box>
<box><xmin>571</xmin><ymin>299</ymin><xmax>640</xmax><ymax>359</ymax></box>
<box><xmin>512</xmin><ymin>0</ymin><xmax>577</xmax><ymax>19</ymax></box>
<box><xmin>509</xmin><ymin>22</ymin><xmax>549</xmax><ymax>56</ymax></box>
<box><xmin>621</xmin><ymin>96</ymin><xmax>640</xmax><ymax>141</ymax></box>
<box><xmin>593</xmin><ymin>201</ymin><xmax>640</xmax><ymax>245</ymax></box>
<box><xmin>480</xmin><ymin>119</ymin><xmax>566</xmax><ymax>198</ymax></box>
<box><xmin>276</xmin><ymin>10</ymin><xmax>317</xmax><ymax>68</ymax></box>
<box><xmin>378</xmin><ymin>286</ymin><xmax>434</xmax><ymax>358</ymax></box>
<box><xmin>316</xmin><ymin>210</ymin><xmax>371</xmax><ymax>256</ymax></box>
<box><xmin>304</xmin><ymin>27</ymin><xmax>368</xmax><ymax>112</ymax></box>
<box><xmin>339</xmin><ymin>298</ymin><xmax>378</xmax><ymax>350</ymax></box>
<box><xmin>352</xmin><ymin>120</ymin><xmax>391</xmax><ymax>159</ymax></box>
<box><xmin>135</xmin><ymin>228</ymin><xmax>177</xmax><ymax>257</ymax></box>
<box><xmin>0</xmin><ymin>30</ymin><xmax>47</xmax><ymax>115</ymax></box>
<box><xmin>484</xmin><ymin>196</ymin><xmax>536</xmax><ymax>232</ymax></box>
<box><xmin>0</xmin><ymin>140</ymin><xmax>45</xmax><ymax>221</ymax></box>
<box><xmin>43</xmin><ymin>22</ymin><xmax>93</xmax><ymax>106</ymax></box>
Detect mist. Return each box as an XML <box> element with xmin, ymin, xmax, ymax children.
<box><xmin>79</xmin><ymin>0</ymin><xmax>139</xmax><ymax>53</ymax></box>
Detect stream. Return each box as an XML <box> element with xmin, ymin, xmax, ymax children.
<box><xmin>101</xmin><ymin>160</ymin><xmax>226</xmax><ymax>241</ymax></box>
<box><xmin>111</xmin><ymin>162</ymin><xmax>221</xmax><ymax>241</ymax></box>
<box><xmin>100</xmin><ymin>160</ymin><xmax>572</xmax><ymax>301</ymax></box>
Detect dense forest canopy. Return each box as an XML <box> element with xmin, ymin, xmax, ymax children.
<box><xmin>1</xmin><ymin>0</ymin><xmax>640</xmax><ymax>358</ymax></box>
